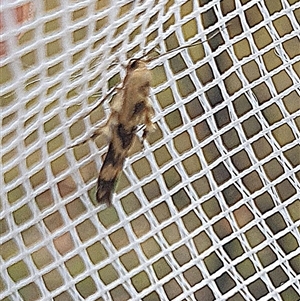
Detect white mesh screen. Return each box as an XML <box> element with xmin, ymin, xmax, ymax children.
<box><xmin>1</xmin><ymin>0</ymin><xmax>300</xmax><ymax>300</ymax></box>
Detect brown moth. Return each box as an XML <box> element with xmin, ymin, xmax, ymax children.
<box><xmin>94</xmin><ymin>58</ymin><xmax>156</xmax><ymax>205</ymax></box>
<box><xmin>75</xmin><ymin>31</ymin><xmax>223</xmax><ymax>205</ymax></box>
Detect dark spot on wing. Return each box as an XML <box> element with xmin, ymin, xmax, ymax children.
<box><xmin>117</xmin><ymin>124</ymin><xmax>135</xmax><ymax>149</ymax></box>
<box><xmin>133</xmin><ymin>101</ymin><xmax>145</xmax><ymax>116</ymax></box>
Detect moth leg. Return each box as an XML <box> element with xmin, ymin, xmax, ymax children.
<box><xmin>142</xmin><ymin>129</ymin><xmax>149</xmax><ymax>141</ymax></box>
<box><xmin>90</xmin><ymin>111</ymin><xmax>118</xmax><ymax>139</ymax></box>
<box><xmin>67</xmin><ymin>140</ymin><xmax>87</xmax><ymax>148</ymax></box>
<box><xmin>90</xmin><ymin>91</ymin><xmax>123</xmax><ymax>139</ymax></box>
<box><xmin>142</xmin><ymin>99</ymin><xmax>156</xmax><ymax>142</ymax></box>
<box><xmin>68</xmin><ymin>110</ymin><xmax>118</xmax><ymax>148</ymax></box>
<box><xmin>68</xmin><ymin>88</ymin><xmax>122</xmax><ymax>148</ymax></box>
<box><xmin>141</xmin><ymin>123</ymin><xmax>156</xmax><ymax>144</ymax></box>
<box><xmin>141</xmin><ymin>121</ymin><xmax>155</xmax><ymax>149</ymax></box>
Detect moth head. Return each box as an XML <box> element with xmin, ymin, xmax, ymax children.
<box><xmin>127</xmin><ymin>58</ymin><xmax>148</xmax><ymax>72</ymax></box>
<box><xmin>128</xmin><ymin>59</ymin><xmax>139</xmax><ymax>70</ymax></box>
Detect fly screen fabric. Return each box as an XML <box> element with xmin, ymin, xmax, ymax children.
<box><xmin>1</xmin><ymin>0</ymin><xmax>300</xmax><ymax>300</ymax></box>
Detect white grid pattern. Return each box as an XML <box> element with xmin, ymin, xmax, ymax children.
<box><xmin>1</xmin><ymin>0</ymin><xmax>300</xmax><ymax>300</ymax></box>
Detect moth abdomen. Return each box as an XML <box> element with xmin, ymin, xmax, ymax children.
<box><xmin>96</xmin><ymin>141</ymin><xmax>125</xmax><ymax>205</ymax></box>
<box><xmin>96</xmin><ymin>123</ymin><xmax>136</xmax><ymax>204</ymax></box>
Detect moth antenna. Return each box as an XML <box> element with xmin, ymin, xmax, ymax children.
<box><xmin>111</xmin><ymin>59</ymin><xmax>122</xmax><ymax>68</ymax></box>
<box><xmin>144</xmin><ymin>27</ymin><xmax>226</xmax><ymax>63</ymax></box>
<box><xmin>127</xmin><ymin>46</ymin><xmax>158</xmax><ymax>63</ymax></box>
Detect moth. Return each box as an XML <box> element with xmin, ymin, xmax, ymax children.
<box><xmin>73</xmin><ymin>31</ymin><xmax>222</xmax><ymax>205</ymax></box>
<box><xmin>94</xmin><ymin>58</ymin><xmax>156</xmax><ymax>205</ymax></box>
